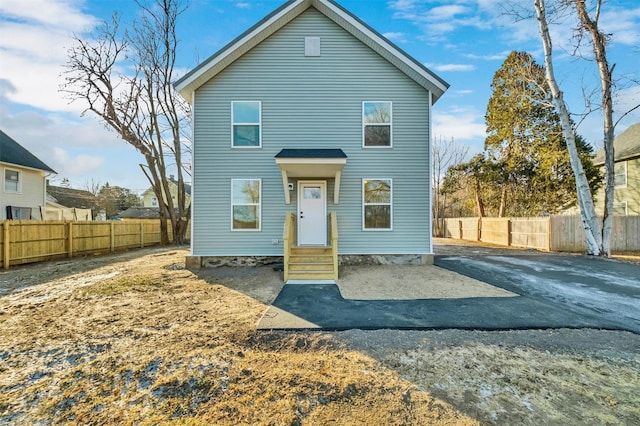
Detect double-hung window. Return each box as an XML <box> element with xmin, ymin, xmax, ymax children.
<box><xmin>232</xmin><ymin>101</ymin><xmax>261</xmax><ymax>148</ymax></box>
<box><xmin>231</xmin><ymin>179</ymin><xmax>261</xmax><ymax>230</ymax></box>
<box><xmin>4</xmin><ymin>169</ymin><xmax>21</xmax><ymax>193</ymax></box>
<box><xmin>614</xmin><ymin>161</ymin><xmax>627</xmax><ymax>188</ymax></box>
<box><xmin>363</xmin><ymin>101</ymin><xmax>392</xmax><ymax>147</ymax></box>
<box><xmin>363</xmin><ymin>178</ymin><xmax>392</xmax><ymax>230</ymax></box>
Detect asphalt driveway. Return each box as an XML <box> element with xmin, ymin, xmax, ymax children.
<box><xmin>259</xmin><ymin>244</ymin><xmax>640</xmax><ymax>333</ymax></box>
<box><xmin>435</xmin><ymin>251</ymin><xmax>640</xmax><ymax>334</ymax></box>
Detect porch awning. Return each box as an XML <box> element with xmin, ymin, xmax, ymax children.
<box><xmin>275</xmin><ymin>149</ymin><xmax>347</xmax><ymax>204</ymax></box>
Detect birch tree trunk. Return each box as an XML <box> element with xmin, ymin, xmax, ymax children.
<box><xmin>574</xmin><ymin>0</ymin><xmax>614</xmax><ymax>256</ymax></box>
<box><xmin>533</xmin><ymin>0</ymin><xmax>602</xmax><ymax>255</ymax></box>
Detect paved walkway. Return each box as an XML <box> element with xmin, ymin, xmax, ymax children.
<box><xmin>258</xmin><ymin>245</ymin><xmax>640</xmax><ymax>333</ymax></box>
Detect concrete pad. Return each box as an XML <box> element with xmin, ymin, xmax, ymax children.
<box><xmin>337</xmin><ymin>264</ymin><xmax>515</xmax><ymax>300</ymax></box>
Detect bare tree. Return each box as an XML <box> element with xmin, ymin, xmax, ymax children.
<box><xmin>432</xmin><ymin>136</ymin><xmax>468</xmax><ymax>236</ymax></box>
<box><xmin>533</xmin><ymin>0</ymin><xmax>639</xmax><ymax>256</ymax></box>
<box><xmin>83</xmin><ymin>178</ymin><xmax>103</xmax><ymax>196</ymax></box>
<box><xmin>62</xmin><ymin>0</ymin><xmax>191</xmax><ymax>244</ymax></box>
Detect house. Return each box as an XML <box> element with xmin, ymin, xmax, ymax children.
<box><xmin>141</xmin><ymin>175</ymin><xmax>191</xmax><ymax>209</ymax></box>
<box><xmin>45</xmin><ymin>184</ymin><xmax>97</xmax><ymax>220</ymax></box>
<box><xmin>593</xmin><ymin>122</ymin><xmax>640</xmax><ymax>215</ymax></box>
<box><xmin>174</xmin><ymin>0</ymin><xmax>449</xmax><ymax>280</ymax></box>
<box><xmin>1</xmin><ymin>130</ymin><xmax>56</xmax><ymax>220</ymax></box>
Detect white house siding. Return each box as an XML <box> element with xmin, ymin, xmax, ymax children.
<box><xmin>191</xmin><ymin>8</ymin><xmax>431</xmax><ymax>256</ymax></box>
<box><xmin>1</xmin><ymin>165</ymin><xmax>46</xmax><ymax>219</ymax></box>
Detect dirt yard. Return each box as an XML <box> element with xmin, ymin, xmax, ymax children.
<box><xmin>1</xmin><ymin>247</ymin><xmax>638</xmax><ymax>425</ymax></box>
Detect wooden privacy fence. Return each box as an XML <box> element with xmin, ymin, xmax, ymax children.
<box><xmin>1</xmin><ymin>220</ymin><xmax>176</xmax><ymax>270</ymax></box>
<box><xmin>443</xmin><ymin>215</ymin><xmax>640</xmax><ymax>252</ymax></box>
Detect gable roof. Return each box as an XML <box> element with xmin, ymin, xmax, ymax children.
<box><xmin>47</xmin><ymin>185</ymin><xmax>98</xmax><ymax>209</ymax></box>
<box><xmin>175</xmin><ymin>0</ymin><xmax>449</xmax><ymax>103</ymax></box>
<box><xmin>0</xmin><ymin>129</ymin><xmax>56</xmax><ymax>173</ymax></box>
<box><xmin>593</xmin><ymin>122</ymin><xmax>640</xmax><ymax>165</ymax></box>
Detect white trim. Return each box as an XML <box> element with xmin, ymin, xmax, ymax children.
<box><xmin>230</xmin><ymin>178</ymin><xmax>262</xmax><ymax>231</ymax></box>
<box><xmin>428</xmin><ymin>92</ymin><xmax>433</xmax><ymax>254</ymax></box>
<box><xmin>297</xmin><ymin>180</ymin><xmax>327</xmax><ymax>245</ymax></box>
<box><xmin>231</xmin><ymin>101</ymin><xmax>262</xmax><ymax>148</ymax></box>
<box><xmin>3</xmin><ymin>167</ymin><xmax>22</xmax><ymax>194</ymax></box>
<box><xmin>614</xmin><ymin>161</ymin><xmax>627</xmax><ymax>188</ymax></box>
<box><xmin>362</xmin><ymin>178</ymin><xmax>393</xmax><ymax>231</ymax></box>
<box><xmin>613</xmin><ymin>201</ymin><xmax>628</xmax><ymax>216</ymax></box>
<box><xmin>362</xmin><ymin>101</ymin><xmax>392</xmax><ymax>148</ymax></box>
<box><xmin>190</xmin><ymin>89</ymin><xmax>196</xmax><ymax>254</ymax></box>
<box><xmin>275</xmin><ymin>157</ymin><xmax>347</xmax><ymax>204</ymax></box>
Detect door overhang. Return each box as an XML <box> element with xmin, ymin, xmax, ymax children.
<box><xmin>275</xmin><ymin>149</ymin><xmax>347</xmax><ymax>204</ymax></box>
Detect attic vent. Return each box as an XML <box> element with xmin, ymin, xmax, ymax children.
<box><xmin>305</xmin><ymin>37</ymin><xmax>320</xmax><ymax>57</ymax></box>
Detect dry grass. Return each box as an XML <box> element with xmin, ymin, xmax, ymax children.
<box><xmin>2</xmin><ymin>248</ymin><xmax>638</xmax><ymax>425</ymax></box>
<box><xmin>0</xmin><ymin>250</ymin><xmax>476</xmax><ymax>425</ymax></box>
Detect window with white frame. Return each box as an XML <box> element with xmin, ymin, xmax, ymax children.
<box><xmin>232</xmin><ymin>101</ymin><xmax>261</xmax><ymax>147</ymax></box>
<box><xmin>363</xmin><ymin>178</ymin><xmax>392</xmax><ymax>230</ymax></box>
<box><xmin>4</xmin><ymin>169</ymin><xmax>21</xmax><ymax>193</ymax></box>
<box><xmin>614</xmin><ymin>161</ymin><xmax>627</xmax><ymax>188</ymax></box>
<box><xmin>363</xmin><ymin>101</ymin><xmax>392</xmax><ymax>147</ymax></box>
<box><xmin>231</xmin><ymin>179</ymin><xmax>261</xmax><ymax>230</ymax></box>
<box><xmin>613</xmin><ymin>201</ymin><xmax>628</xmax><ymax>216</ymax></box>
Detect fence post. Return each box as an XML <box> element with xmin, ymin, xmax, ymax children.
<box><xmin>140</xmin><ymin>221</ymin><xmax>144</xmax><ymax>248</ymax></box>
<box><xmin>68</xmin><ymin>221</ymin><xmax>74</xmax><ymax>258</ymax></box>
<box><xmin>458</xmin><ymin>220</ymin><xmax>463</xmax><ymax>239</ymax></box>
<box><xmin>507</xmin><ymin>219</ymin><xmax>512</xmax><ymax>247</ymax></box>
<box><xmin>110</xmin><ymin>221</ymin><xmax>115</xmax><ymax>252</ymax></box>
<box><xmin>3</xmin><ymin>221</ymin><xmax>10</xmax><ymax>270</ymax></box>
<box><xmin>546</xmin><ymin>216</ymin><xmax>552</xmax><ymax>251</ymax></box>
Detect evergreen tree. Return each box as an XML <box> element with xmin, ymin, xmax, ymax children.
<box><xmin>483</xmin><ymin>51</ymin><xmax>601</xmax><ymax>216</ymax></box>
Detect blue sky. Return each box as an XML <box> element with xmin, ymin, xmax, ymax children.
<box><xmin>1</xmin><ymin>0</ymin><xmax>638</xmax><ymax>193</ymax></box>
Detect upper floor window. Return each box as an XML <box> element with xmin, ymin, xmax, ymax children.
<box><xmin>231</xmin><ymin>179</ymin><xmax>261</xmax><ymax>231</ymax></box>
<box><xmin>232</xmin><ymin>101</ymin><xmax>261</xmax><ymax>148</ymax></box>
<box><xmin>614</xmin><ymin>161</ymin><xmax>627</xmax><ymax>188</ymax></box>
<box><xmin>363</xmin><ymin>101</ymin><xmax>392</xmax><ymax>147</ymax></box>
<box><xmin>4</xmin><ymin>169</ymin><xmax>21</xmax><ymax>193</ymax></box>
<box><xmin>363</xmin><ymin>178</ymin><xmax>392</xmax><ymax>230</ymax></box>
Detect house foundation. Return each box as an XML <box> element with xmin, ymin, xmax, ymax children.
<box><xmin>185</xmin><ymin>254</ymin><xmax>433</xmax><ymax>269</ymax></box>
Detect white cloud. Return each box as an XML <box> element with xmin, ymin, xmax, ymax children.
<box><xmin>53</xmin><ymin>147</ymin><xmax>105</xmax><ymax>176</ymax></box>
<box><xmin>599</xmin><ymin>6</ymin><xmax>640</xmax><ymax>46</ymax></box>
<box><xmin>383</xmin><ymin>31</ymin><xmax>406</xmax><ymax>43</ymax></box>
<box><xmin>0</xmin><ymin>0</ymin><xmax>98</xmax><ymax>113</ymax></box>
<box><xmin>426</xmin><ymin>63</ymin><xmax>476</xmax><ymax>72</ymax></box>
<box><xmin>432</xmin><ymin>107</ymin><xmax>486</xmax><ymax>150</ymax></box>
<box><xmin>235</xmin><ymin>2</ymin><xmax>251</xmax><ymax>9</ymax></box>
<box><xmin>0</xmin><ymin>0</ymin><xmax>96</xmax><ymax>31</ymax></box>
<box><xmin>465</xmin><ymin>51</ymin><xmax>511</xmax><ymax>61</ymax></box>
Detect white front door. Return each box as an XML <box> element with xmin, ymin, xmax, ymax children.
<box><xmin>298</xmin><ymin>181</ymin><xmax>327</xmax><ymax>246</ymax></box>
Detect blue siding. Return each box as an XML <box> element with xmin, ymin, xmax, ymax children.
<box><xmin>192</xmin><ymin>8</ymin><xmax>431</xmax><ymax>256</ymax></box>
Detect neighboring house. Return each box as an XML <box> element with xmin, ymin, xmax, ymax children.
<box><xmin>174</xmin><ymin>0</ymin><xmax>449</xmax><ymax>280</ymax></box>
<box><xmin>141</xmin><ymin>175</ymin><xmax>191</xmax><ymax>208</ymax></box>
<box><xmin>46</xmin><ymin>184</ymin><xmax>98</xmax><ymax>220</ymax></box>
<box><xmin>1</xmin><ymin>130</ymin><xmax>56</xmax><ymax>220</ymax></box>
<box><xmin>593</xmin><ymin>122</ymin><xmax>640</xmax><ymax>215</ymax></box>
<box><xmin>44</xmin><ymin>187</ymin><xmax>95</xmax><ymax>221</ymax></box>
